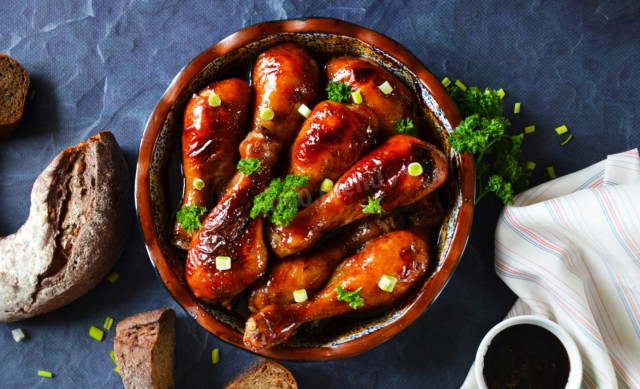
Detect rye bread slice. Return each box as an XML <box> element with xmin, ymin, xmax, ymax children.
<box><xmin>0</xmin><ymin>53</ymin><xmax>29</xmax><ymax>138</ymax></box>
<box><xmin>114</xmin><ymin>308</ymin><xmax>176</xmax><ymax>389</ymax></box>
<box><xmin>224</xmin><ymin>359</ymin><xmax>298</xmax><ymax>389</ymax></box>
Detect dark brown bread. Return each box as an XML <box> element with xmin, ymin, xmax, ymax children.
<box><xmin>114</xmin><ymin>308</ymin><xmax>176</xmax><ymax>389</ymax></box>
<box><xmin>0</xmin><ymin>53</ymin><xmax>29</xmax><ymax>138</ymax></box>
<box><xmin>224</xmin><ymin>359</ymin><xmax>298</xmax><ymax>389</ymax></box>
<box><xmin>0</xmin><ymin>131</ymin><xmax>132</xmax><ymax>322</ymax></box>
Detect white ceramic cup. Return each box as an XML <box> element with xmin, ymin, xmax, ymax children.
<box><xmin>474</xmin><ymin>315</ymin><xmax>582</xmax><ymax>389</ymax></box>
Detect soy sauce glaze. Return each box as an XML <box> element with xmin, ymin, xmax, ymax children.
<box><xmin>483</xmin><ymin>324</ymin><xmax>570</xmax><ymax>389</ymax></box>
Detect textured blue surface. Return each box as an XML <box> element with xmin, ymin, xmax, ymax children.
<box><xmin>1</xmin><ymin>1</ymin><xmax>639</xmax><ymax>388</ymax></box>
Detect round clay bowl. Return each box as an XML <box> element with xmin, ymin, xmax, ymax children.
<box><xmin>135</xmin><ymin>18</ymin><xmax>475</xmax><ymax>360</ymax></box>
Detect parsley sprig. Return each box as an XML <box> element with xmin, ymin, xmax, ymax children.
<box><xmin>447</xmin><ymin>85</ymin><xmax>529</xmax><ymax>204</ymax></box>
<box><xmin>326</xmin><ymin>82</ymin><xmax>353</xmax><ymax>103</ymax></box>
<box><xmin>336</xmin><ymin>285</ymin><xmax>365</xmax><ymax>309</ymax></box>
<box><xmin>250</xmin><ymin>175</ymin><xmax>310</xmax><ymax>226</ymax></box>
<box><xmin>394</xmin><ymin>117</ymin><xmax>417</xmax><ymax>136</ymax></box>
<box><xmin>361</xmin><ymin>197</ymin><xmax>384</xmax><ymax>214</ymax></box>
<box><xmin>176</xmin><ymin>204</ymin><xmax>207</xmax><ymax>233</ymax></box>
<box><xmin>237</xmin><ymin>157</ymin><xmax>261</xmax><ymax>176</ymax></box>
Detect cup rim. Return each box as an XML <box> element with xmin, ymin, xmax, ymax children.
<box><xmin>474</xmin><ymin>315</ymin><xmax>582</xmax><ymax>389</ymax></box>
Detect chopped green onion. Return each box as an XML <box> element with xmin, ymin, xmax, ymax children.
<box><xmin>408</xmin><ymin>162</ymin><xmax>423</xmax><ymax>176</ymax></box>
<box><xmin>12</xmin><ymin>328</ymin><xmax>25</xmax><ymax>342</ymax></box>
<box><xmin>378</xmin><ymin>81</ymin><xmax>393</xmax><ymax>95</ymax></box>
<box><xmin>193</xmin><ymin>178</ymin><xmax>205</xmax><ymax>190</ymax></box>
<box><xmin>378</xmin><ymin>275</ymin><xmax>398</xmax><ymax>292</ymax></box>
<box><xmin>104</xmin><ymin>317</ymin><xmax>114</xmax><ymax>331</ymax></box>
<box><xmin>320</xmin><ymin>178</ymin><xmax>334</xmax><ymax>192</ymax></box>
<box><xmin>514</xmin><ymin>102</ymin><xmax>521</xmax><ymax>114</ymax></box>
<box><xmin>106</xmin><ymin>271</ymin><xmax>119</xmax><ymax>284</ymax></box>
<box><xmin>524</xmin><ymin>125</ymin><xmax>535</xmax><ymax>134</ymax></box>
<box><xmin>215</xmin><ymin>256</ymin><xmax>231</xmax><ymax>271</ymax></box>
<box><xmin>110</xmin><ymin>351</ymin><xmax>116</xmax><ymax>365</ymax></box>
<box><xmin>525</xmin><ymin>161</ymin><xmax>536</xmax><ymax>171</ymax></box>
<box><xmin>298</xmin><ymin>104</ymin><xmax>311</xmax><ymax>118</ymax></box>
<box><xmin>546</xmin><ymin>166</ymin><xmax>557</xmax><ymax>180</ymax></box>
<box><xmin>497</xmin><ymin>88</ymin><xmax>505</xmax><ymax>99</ymax></box>
<box><xmin>455</xmin><ymin>79</ymin><xmax>467</xmax><ymax>92</ymax></box>
<box><xmin>208</xmin><ymin>93</ymin><xmax>221</xmax><ymax>107</ymax></box>
<box><xmin>555</xmin><ymin>125</ymin><xmax>569</xmax><ymax>135</ymax></box>
<box><xmin>293</xmin><ymin>289</ymin><xmax>308</xmax><ymax>303</ymax></box>
<box><xmin>115</xmin><ymin>366</ymin><xmax>120</xmax><ymax>374</ymax></box>
<box><xmin>29</xmin><ymin>90</ymin><xmax>36</xmax><ymax>101</ymax></box>
<box><xmin>351</xmin><ymin>90</ymin><xmax>363</xmax><ymax>104</ymax></box>
<box><xmin>561</xmin><ymin>134</ymin><xmax>573</xmax><ymax>146</ymax></box>
<box><xmin>441</xmin><ymin>77</ymin><xmax>451</xmax><ymax>88</ymax></box>
<box><xmin>211</xmin><ymin>348</ymin><xmax>220</xmax><ymax>364</ymax></box>
<box><xmin>260</xmin><ymin>107</ymin><xmax>274</xmax><ymax>121</ymax></box>
<box><xmin>38</xmin><ymin>370</ymin><xmax>53</xmax><ymax>378</ymax></box>
<box><xmin>89</xmin><ymin>325</ymin><xmax>105</xmax><ymax>342</ymax></box>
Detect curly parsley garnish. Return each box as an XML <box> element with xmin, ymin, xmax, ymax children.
<box><xmin>237</xmin><ymin>157</ymin><xmax>261</xmax><ymax>176</ymax></box>
<box><xmin>447</xmin><ymin>85</ymin><xmax>529</xmax><ymax>205</ymax></box>
<box><xmin>361</xmin><ymin>197</ymin><xmax>384</xmax><ymax>214</ymax></box>
<box><xmin>394</xmin><ymin>117</ymin><xmax>417</xmax><ymax>136</ymax></box>
<box><xmin>336</xmin><ymin>285</ymin><xmax>365</xmax><ymax>309</ymax></box>
<box><xmin>326</xmin><ymin>82</ymin><xmax>353</xmax><ymax>103</ymax></box>
<box><xmin>176</xmin><ymin>204</ymin><xmax>207</xmax><ymax>233</ymax></box>
<box><xmin>250</xmin><ymin>175</ymin><xmax>310</xmax><ymax>227</ymax></box>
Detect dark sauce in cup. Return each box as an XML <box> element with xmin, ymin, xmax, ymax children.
<box><xmin>483</xmin><ymin>324</ymin><xmax>570</xmax><ymax>389</ymax></box>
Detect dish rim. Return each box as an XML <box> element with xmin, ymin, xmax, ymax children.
<box><xmin>135</xmin><ymin>17</ymin><xmax>475</xmax><ymax>360</ymax></box>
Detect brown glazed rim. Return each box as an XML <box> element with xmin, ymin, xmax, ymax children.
<box><xmin>135</xmin><ymin>18</ymin><xmax>475</xmax><ymax>360</ymax></box>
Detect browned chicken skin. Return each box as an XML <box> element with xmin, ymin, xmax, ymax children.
<box><xmin>244</xmin><ymin>228</ymin><xmax>431</xmax><ymax>351</ymax></box>
<box><xmin>326</xmin><ymin>57</ymin><xmax>419</xmax><ymax>138</ymax></box>
<box><xmin>172</xmin><ymin>78</ymin><xmax>251</xmax><ymax>249</ymax></box>
<box><xmin>269</xmin><ymin>135</ymin><xmax>448</xmax><ymax>258</ymax></box>
<box><xmin>288</xmin><ymin>100</ymin><xmax>379</xmax><ymax>197</ymax></box>
<box><xmin>186</xmin><ymin>43</ymin><xmax>319</xmax><ymax>304</ymax></box>
<box><xmin>248</xmin><ymin>213</ymin><xmax>399</xmax><ymax>312</ymax></box>
<box><xmin>405</xmin><ymin>192</ymin><xmax>445</xmax><ymax>228</ymax></box>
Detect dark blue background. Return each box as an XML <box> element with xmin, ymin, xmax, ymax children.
<box><xmin>1</xmin><ymin>1</ymin><xmax>638</xmax><ymax>388</ymax></box>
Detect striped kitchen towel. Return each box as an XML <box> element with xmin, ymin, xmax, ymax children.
<box><xmin>463</xmin><ymin>149</ymin><xmax>640</xmax><ymax>388</ymax></box>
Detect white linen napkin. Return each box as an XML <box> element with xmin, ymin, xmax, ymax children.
<box><xmin>463</xmin><ymin>149</ymin><xmax>640</xmax><ymax>388</ymax></box>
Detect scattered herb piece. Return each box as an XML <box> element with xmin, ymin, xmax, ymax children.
<box><xmin>103</xmin><ymin>317</ymin><xmax>114</xmax><ymax>331</ymax></box>
<box><xmin>361</xmin><ymin>197</ymin><xmax>384</xmax><ymax>214</ymax></box>
<box><xmin>250</xmin><ymin>175</ymin><xmax>310</xmax><ymax>226</ymax></box>
<box><xmin>320</xmin><ymin>178</ymin><xmax>334</xmax><ymax>192</ymax></box>
<box><xmin>260</xmin><ymin>107</ymin><xmax>274</xmax><ymax>120</ymax></box>
<box><xmin>211</xmin><ymin>348</ymin><xmax>220</xmax><ymax>364</ymax></box>
<box><xmin>555</xmin><ymin>125</ymin><xmax>569</xmax><ymax>135</ymax></box>
<box><xmin>12</xmin><ymin>328</ymin><xmax>25</xmax><ymax>342</ymax></box>
<box><xmin>115</xmin><ymin>367</ymin><xmax>120</xmax><ymax>374</ymax></box>
<box><xmin>176</xmin><ymin>204</ymin><xmax>207</xmax><ymax>233</ymax></box>
<box><xmin>351</xmin><ymin>91</ymin><xmax>363</xmax><ymax>104</ymax></box>
<box><xmin>89</xmin><ymin>325</ymin><xmax>104</xmax><ymax>342</ymax></box>
<box><xmin>514</xmin><ymin>102</ymin><xmax>521</xmax><ymax>114</ymax></box>
<box><xmin>336</xmin><ymin>285</ymin><xmax>365</xmax><ymax>309</ymax></box>
<box><xmin>561</xmin><ymin>134</ymin><xmax>573</xmax><ymax>146</ymax></box>
<box><xmin>455</xmin><ymin>79</ymin><xmax>467</xmax><ymax>92</ymax></box>
<box><xmin>394</xmin><ymin>117</ymin><xmax>417</xmax><ymax>136</ymax></box>
<box><xmin>447</xmin><ymin>85</ymin><xmax>530</xmax><ymax>204</ymax></box>
<box><xmin>326</xmin><ymin>82</ymin><xmax>352</xmax><ymax>103</ymax></box>
<box><xmin>208</xmin><ymin>93</ymin><xmax>221</xmax><ymax>107</ymax></box>
<box><xmin>525</xmin><ymin>161</ymin><xmax>536</xmax><ymax>171</ymax></box>
<box><xmin>497</xmin><ymin>88</ymin><xmax>506</xmax><ymax>99</ymax></box>
<box><xmin>298</xmin><ymin>104</ymin><xmax>312</xmax><ymax>118</ymax></box>
<box><xmin>524</xmin><ymin>125</ymin><xmax>535</xmax><ymax>134</ymax></box>
<box><xmin>546</xmin><ymin>166</ymin><xmax>557</xmax><ymax>179</ymax></box>
<box><xmin>378</xmin><ymin>81</ymin><xmax>393</xmax><ymax>95</ymax></box>
<box><xmin>193</xmin><ymin>178</ymin><xmax>205</xmax><ymax>190</ymax></box>
<box><xmin>37</xmin><ymin>370</ymin><xmax>53</xmax><ymax>378</ymax></box>
<box><xmin>442</xmin><ymin>77</ymin><xmax>451</xmax><ymax>88</ymax></box>
<box><xmin>293</xmin><ymin>289</ymin><xmax>308</xmax><ymax>303</ymax></box>
<box><xmin>106</xmin><ymin>271</ymin><xmax>120</xmax><ymax>284</ymax></box>
<box><xmin>110</xmin><ymin>351</ymin><xmax>116</xmax><ymax>365</ymax></box>
<box><xmin>378</xmin><ymin>275</ymin><xmax>398</xmax><ymax>292</ymax></box>
<box><xmin>215</xmin><ymin>256</ymin><xmax>231</xmax><ymax>271</ymax></box>
<box><xmin>408</xmin><ymin>162</ymin><xmax>424</xmax><ymax>176</ymax></box>
<box><xmin>237</xmin><ymin>157</ymin><xmax>261</xmax><ymax>176</ymax></box>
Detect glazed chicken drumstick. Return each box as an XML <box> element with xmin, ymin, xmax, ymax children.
<box><xmin>172</xmin><ymin>78</ymin><xmax>251</xmax><ymax>249</ymax></box>
<box><xmin>248</xmin><ymin>213</ymin><xmax>399</xmax><ymax>312</ymax></box>
<box><xmin>270</xmin><ymin>134</ymin><xmax>448</xmax><ymax>258</ymax></box>
<box><xmin>287</xmin><ymin>100</ymin><xmax>379</xmax><ymax>197</ymax></box>
<box><xmin>326</xmin><ymin>57</ymin><xmax>419</xmax><ymax>138</ymax></box>
<box><xmin>186</xmin><ymin>43</ymin><xmax>319</xmax><ymax>304</ymax></box>
<box><xmin>244</xmin><ymin>228</ymin><xmax>431</xmax><ymax>351</ymax></box>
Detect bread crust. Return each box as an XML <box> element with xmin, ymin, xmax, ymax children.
<box><xmin>0</xmin><ymin>53</ymin><xmax>30</xmax><ymax>139</ymax></box>
<box><xmin>223</xmin><ymin>359</ymin><xmax>298</xmax><ymax>389</ymax></box>
<box><xmin>0</xmin><ymin>130</ymin><xmax>132</xmax><ymax>322</ymax></box>
<box><xmin>114</xmin><ymin>308</ymin><xmax>176</xmax><ymax>389</ymax></box>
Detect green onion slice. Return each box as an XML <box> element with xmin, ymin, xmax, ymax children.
<box><xmin>215</xmin><ymin>256</ymin><xmax>231</xmax><ymax>271</ymax></box>
<box><xmin>104</xmin><ymin>317</ymin><xmax>114</xmax><ymax>331</ymax></box>
<box><xmin>546</xmin><ymin>166</ymin><xmax>557</xmax><ymax>180</ymax></box>
<box><xmin>89</xmin><ymin>325</ymin><xmax>105</xmax><ymax>342</ymax></box>
<box><xmin>378</xmin><ymin>81</ymin><xmax>393</xmax><ymax>95</ymax></box>
<box><xmin>561</xmin><ymin>134</ymin><xmax>573</xmax><ymax>146</ymax></box>
<box><xmin>497</xmin><ymin>88</ymin><xmax>506</xmax><ymax>99</ymax></box>
<box><xmin>351</xmin><ymin>91</ymin><xmax>363</xmax><ymax>104</ymax></box>
<box><xmin>298</xmin><ymin>104</ymin><xmax>312</xmax><ymax>118</ymax></box>
<box><xmin>555</xmin><ymin>125</ymin><xmax>569</xmax><ymax>135</ymax></box>
<box><xmin>260</xmin><ymin>107</ymin><xmax>274</xmax><ymax>121</ymax></box>
<box><xmin>525</xmin><ymin>161</ymin><xmax>536</xmax><ymax>171</ymax></box>
<box><xmin>378</xmin><ymin>275</ymin><xmax>398</xmax><ymax>292</ymax></box>
<box><xmin>455</xmin><ymin>79</ymin><xmax>467</xmax><ymax>92</ymax></box>
<box><xmin>208</xmin><ymin>93</ymin><xmax>221</xmax><ymax>107</ymax></box>
<box><xmin>524</xmin><ymin>125</ymin><xmax>535</xmax><ymax>134</ymax></box>
<box><xmin>514</xmin><ymin>102</ymin><xmax>521</xmax><ymax>114</ymax></box>
<box><xmin>106</xmin><ymin>271</ymin><xmax>120</xmax><ymax>284</ymax></box>
<box><xmin>193</xmin><ymin>178</ymin><xmax>205</xmax><ymax>190</ymax></box>
<box><xmin>293</xmin><ymin>289</ymin><xmax>308</xmax><ymax>303</ymax></box>
<box><xmin>442</xmin><ymin>77</ymin><xmax>451</xmax><ymax>87</ymax></box>
<box><xmin>212</xmin><ymin>348</ymin><xmax>220</xmax><ymax>364</ymax></box>
<box><xmin>38</xmin><ymin>370</ymin><xmax>53</xmax><ymax>378</ymax></box>
<box><xmin>408</xmin><ymin>162</ymin><xmax>423</xmax><ymax>176</ymax></box>
<box><xmin>320</xmin><ymin>178</ymin><xmax>334</xmax><ymax>192</ymax></box>
<box><xmin>12</xmin><ymin>328</ymin><xmax>25</xmax><ymax>342</ymax></box>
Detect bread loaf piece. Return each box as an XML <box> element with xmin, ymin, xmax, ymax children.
<box><xmin>224</xmin><ymin>359</ymin><xmax>297</xmax><ymax>389</ymax></box>
<box><xmin>114</xmin><ymin>308</ymin><xmax>176</xmax><ymax>389</ymax></box>
<box><xmin>0</xmin><ymin>53</ymin><xmax>29</xmax><ymax>138</ymax></box>
<box><xmin>0</xmin><ymin>131</ymin><xmax>132</xmax><ymax>322</ymax></box>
